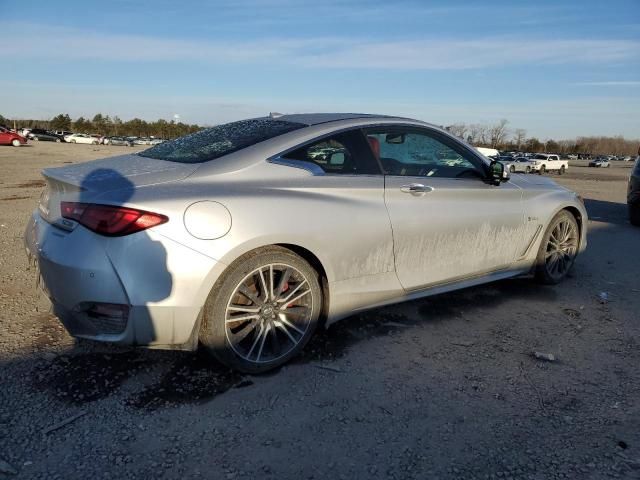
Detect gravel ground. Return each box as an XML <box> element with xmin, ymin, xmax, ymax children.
<box><xmin>1</xmin><ymin>143</ymin><xmax>639</xmax><ymax>479</ymax></box>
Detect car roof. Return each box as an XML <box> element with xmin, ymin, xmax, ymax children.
<box><xmin>276</xmin><ymin>112</ymin><xmax>417</xmax><ymax>126</ymax></box>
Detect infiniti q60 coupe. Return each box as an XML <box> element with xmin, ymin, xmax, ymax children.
<box><xmin>25</xmin><ymin>113</ymin><xmax>587</xmax><ymax>372</ymax></box>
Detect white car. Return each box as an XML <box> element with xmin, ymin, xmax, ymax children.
<box><xmin>510</xmin><ymin>157</ymin><xmax>536</xmax><ymax>173</ymax></box>
<box><xmin>529</xmin><ymin>154</ymin><xmax>569</xmax><ymax>175</ymax></box>
<box><xmin>64</xmin><ymin>133</ymin><xmax>99</xmax><ymax>145</ymax></box>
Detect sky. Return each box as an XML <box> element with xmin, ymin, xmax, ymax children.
<box><xmin>1</xmin><ymin>0</ymin><xmax>639</xmax><ymax>139</ymax></box>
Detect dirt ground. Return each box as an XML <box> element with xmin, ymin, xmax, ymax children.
<box><xmin>1</xmin><ymin>142</ymin><xmax>638</xmax><ymax>479</ymax></box>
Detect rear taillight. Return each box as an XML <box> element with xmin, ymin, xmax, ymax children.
<box><xmin>61</xmin><ymin>202</ymin><xmax>168</xmax><ymax>236</ymax></box>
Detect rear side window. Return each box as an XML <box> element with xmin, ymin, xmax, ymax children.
<box><xmin>283</xmin><ymin>130</ymin><xmax>380</xmax><ymax>175</ymax></box>
<box><xmin>139</xmin><ymin>119</ymin><xmax>305</xmax><ymax>164</ymax></box>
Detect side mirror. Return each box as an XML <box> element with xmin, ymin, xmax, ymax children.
<box><xmin>489</xmin><ymin>160</ymin><xmax>506</xmax><ymax>185</ymax></box>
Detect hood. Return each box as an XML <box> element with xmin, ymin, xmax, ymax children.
<box><xmin>42</xmin><ymin>154</ymin><xmax>199</xmax><ymax>192</ymax></box>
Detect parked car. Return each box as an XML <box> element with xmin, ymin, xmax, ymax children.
<box><xmin>628</xmin><ymin>149</ymin><xmax>640</xmax><ymax>226</ymax></box>
<box><xmin>24</xmin><ymin>113</ymin><xmax>588</xmax><ymax>373</ymax></box>
<box><xmin>90</xmin><ymin>134</ymin><xmax>106</xmax><ymax>144</ymax></box>
<box><xmin>64</xmin><ymin>133</ymin><xmax>99</xmax><ymax>145</ymax></box>
<box><xmin>589</xmin><ymin>158</ymin><xmax>610</xmax><ymax>168</ymax></box>
<box><xmin>530</xmin><ymin>154</ymin><xmax>568</xmax><ymax>174</ymax></box>
<box><xmin>0</xmin><ymin>126</ymin><xmax>27</xmax><ymax>146</ymax></box>
<box><xmin>105</xmin><ymin>136</ymin><xmax>134</xmax><ymax>147</ymax></box>
<box><xmin>134</xmin><ymin>137</ymin><xmax>152</xmax><ymax>145</ymax></box>
<box><xmin>511</xmin><ymin>157</ymin><xmax>536</xmax><ymax>173</ymax></box>
<box><xmin>54</xmin><ymin>130</ymin><xmax>74</xmax><ymax>138</ymax></box>
<box><xmin>29</xmin><ymin>129</ymin><xmax>64</xmax><ymax>143</ymax></box>
<box><xmin>149</xmin><ymin>138</ymin><xmax>165</xmax><ymax>145</ymax></box>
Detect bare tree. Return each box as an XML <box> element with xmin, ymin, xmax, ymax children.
<box><xmin>489</xmin><ymin>119</ymin><xmax>509</xmax><ymax>148</ymax></box>
<box><xmin>514</xmin><ymin>128</ymin><xmax>526</xmax><ymax>150</ymax></box>
<box><xmin>446</xmin><ymin>123</ymin><xmax>468</xmax><ymax>140</ymax></box>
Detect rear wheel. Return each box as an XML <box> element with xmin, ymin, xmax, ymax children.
<box><xmin>200</xmin><ymin>246</ymin><xmax>322</xmax><ymax>373</ymax></box>
<box><xmin>525</xmin><ymin>166</ymin><xmax>531</xmax><ymax>173</ymax></box>
<box><xmin>91</xmin><ymin>141</ymin><xmax>98</xmax><ymax>145</ymax></box>
<box><xmin>559</xmin><ymin>165</ymin><xmax>566</xmax><ymax>175</ymax></box>
<box><xmin>630</xmin><ymin>204</ymin><xmax>640</xmax><ymax>226</ymax></box>
<box><xmin>55</xmin><ymin>138</ymin><xmax>61</xmax><ymax>143</ymax></box>
<box><xmin>510</xmin><ymin>165</ymin><xmax>515</xmax><ymax>173</ymax></box>
<box><xmin>534</xmin><ymin>211</ymin><xmax>579</xmax><ymax>284</ymax></box>
<box><xmin>71</xmin><ymin>139</ymin><xmax>76</xmax><ymax>143</ymax></box>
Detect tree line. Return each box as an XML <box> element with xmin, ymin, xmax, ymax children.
<box><xmin>0</xmin><ymin>113</ymin><xmax>202</xmax><ymax>139</ymax></box>
<box><xmin>446</xmin><ymin>119</ymin><xmax>639</xmax><ymax>156</ymax></box>
<box><xmin>1</xmin><ymin>113</ymin><xmax>637</xmax><ymax>155</ymax></box>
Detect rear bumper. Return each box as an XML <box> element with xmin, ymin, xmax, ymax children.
<box><xmin>24</xmin><ymin>211</ymin><xmax>219</xmax><ymax>349</ymax></box>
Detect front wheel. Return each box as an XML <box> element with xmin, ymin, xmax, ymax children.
<box><xmin>510</xmin><ymin>165</ymin><xmax>515</xmax><ymax>173</ymax></box>
<box><xmin>55</xmin><ymin>138</ymin><xmax>61</xmax><ymax>143</ymax></box>
<box><xmin>534</xmin><ymin>211</ymin><xmax>579</xmax><ymax>284</ymax></box>
<box><xmin>11</xmin><ymin>139</ymin><xmax>21</xmax><ymax>147</ymax></box>
<box><xmin>200</xmin><ymin>246</ymin><xmax>322</xmax><ymax>373</ymax></box>
<box><xmin>91</xmin><ymin>141</ymin><xmax>98</xmax><ymax>145</ymax></box>
<box><xmin>539</xmin><ymin>165</ymin><xmax>546</xmax><ymax>174</ymax></box>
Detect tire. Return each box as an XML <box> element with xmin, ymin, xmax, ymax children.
<box><xmin>200</xmin><ymin>246</ymin><xmax>322</xmax><ymax>373</ymax></box>
<box><xmin>534</xmin><ymin>210</ymin><xmax>580</xmax><ymax>285</ymax></box>
<box><xmin>539</xmin><ymin>165</ymin><xmax>546</xmax><ymax>175</ymax></box>
<box><xmin>630</xmin><ymin>204</ymin><xmax>640</xmax><ymax>226</ymax></box>
<box><xmin>11</xmin><ymin>139</ymin><xmax>21</xmax><ymax>147</ymax></box>
<box><xmin>91</xmin><ymin>141</ymin><xmax>98</xmax><ymax>145</ymax></box>
<box><xmin>71</xmin><ymin>140</ymin><xmax>76</xmax><ymax>144</ymax></box>
<box><xmin>510</xmin><ymin>165</ymin><xmax>515</xmax><ymax>173</ymax></box>
<box><xmin>33</xmin><ymin>136</ymin><xmax>40</xmax><ymax>141</ymax></box>
<box><xmin>55</xmin><ymin>138</ymin><xmax>61</xmax><ymax>143</ymax></box>
<box><xmin>559</xmin><ymin>165</ymin><xmax>566</xmax><ymax>175</ymax></box>
<box><xmin>526</xmin><ymin>167</ymin><xmax>531</xmax><ymax>174</ymax></box>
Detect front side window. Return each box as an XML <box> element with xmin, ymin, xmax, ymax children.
<box><xmin>283</xmin><ymin>130</ymin><xmax>379</xmax><ymax>175</ymax></box>
<box><xmin>364</xmin><ymin>128</ymin><xmax>485</xmax><ymax>179</ymax></box>
<box><xmin>139</xmin><ymin>118</ymin><xmax>305</xmax><ymax>164</ymax></box>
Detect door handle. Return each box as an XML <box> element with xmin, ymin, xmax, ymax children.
<box><xmin>400</xmin><ymin>183</ymin><xmax>434</xmax><ymax>195</ymax></box>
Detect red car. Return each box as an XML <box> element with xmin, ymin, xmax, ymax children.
<box><xmin>0</xmin><ymin>127</ymin><xmax>27</xmax><ymax>147</ymax></box>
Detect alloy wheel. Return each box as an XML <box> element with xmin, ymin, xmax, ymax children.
<box><xmin>225</xmin><ymin>263</ymin><xmax>314</xmax><ymax>364</ymax></box>
<box><xmin>544</xmin><ymin>219</ymin><xmax>578</xmax><ymax>281</ymax></box>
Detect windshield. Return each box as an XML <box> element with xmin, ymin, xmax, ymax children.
<box><xmin>533</xmin><ymin>154</ymin><xmax>548</xmax><ymax>159</ymax></box>
<box><xmin>138</xmin><ymin>118</ymin><xmax>305</xmax><ymax>163</ymax></box>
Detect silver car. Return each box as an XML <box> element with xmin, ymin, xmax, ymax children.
<box><xmin>24</xmin><ymin>113</ymin><xmax>588</xmax><ymax>373</ymax></box>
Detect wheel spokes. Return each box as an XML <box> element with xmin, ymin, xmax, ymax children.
<box><xmin>225</xmin><ymin>263</ymin><xmax>313</xmax><ymax>364</ymax></box>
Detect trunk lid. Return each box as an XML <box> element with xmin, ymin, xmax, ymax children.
<box><xmin>39</xmin><ymin>154</ymin><xmax>199</xmax><ymax>227</ymax></box>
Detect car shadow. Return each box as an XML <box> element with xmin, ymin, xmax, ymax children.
<box><xmin>583</xmin><ymin>198</ymin><xmax>630</xmax><ymax>225</ymax></box>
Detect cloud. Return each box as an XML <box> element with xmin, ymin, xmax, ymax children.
<box><xmin>1</xmin><ymin>22</ymin><xmax>639</xmax><ymax>70</ymax></box>
<box><xmin>572</xmin><ymin>81</ymin><xmax>640</xmax><ymax>86</ymax></box>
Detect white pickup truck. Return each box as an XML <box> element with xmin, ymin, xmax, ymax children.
<box><xmin>529</xmin><ymin>154</ymin><xmax>569</xmax><ymax>175</ymax></box>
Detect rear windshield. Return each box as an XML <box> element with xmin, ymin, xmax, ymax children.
<box><xmin>138</xmin><ymin>118</ymin><xmax>305</xmax><ymax>163</ymax></box>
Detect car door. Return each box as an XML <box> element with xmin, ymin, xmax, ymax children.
<box><xmin>365</xmin><ymin>126</ymin><xmax>528</xmax><ymax>291</ymax></box>
<box><xmin>0</xmin><ymin>129</ymin><xmax>9</xmax><ymax>144</ymax></box>
<box><xmin>276</xmin><ymin>128</ymin><xmax>394</xmax><ymax>282</ymax></box>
